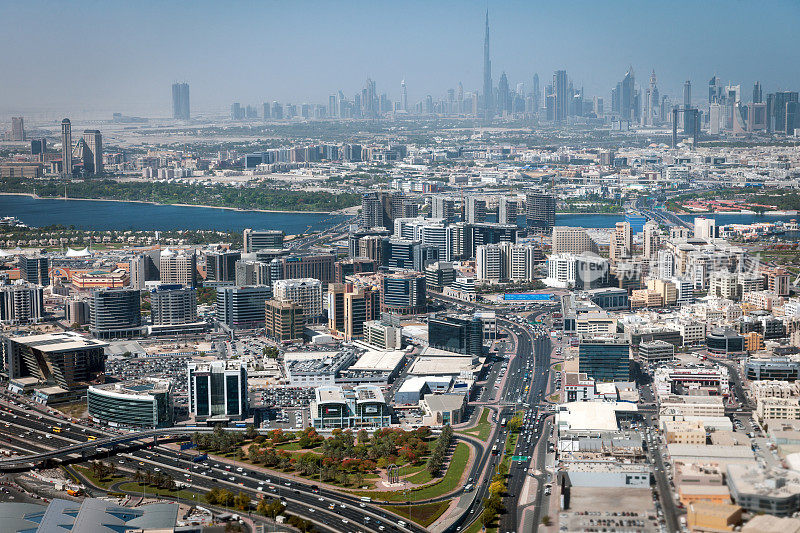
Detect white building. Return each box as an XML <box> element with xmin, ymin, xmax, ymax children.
<box><xmin>476</xmin><ymin>244</ymin><xmax>504</xmax><ymax>281</ymax></box>
<box><xmin>273</xmin><ymin>278</ymin><xmax>323</xmax><ymax>321</ymax></box>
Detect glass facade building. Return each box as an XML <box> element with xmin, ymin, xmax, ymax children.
<box><xmin>578</xmin><ymin>336</ymin><xmax>631</xmax><ymax>382</ymax></box>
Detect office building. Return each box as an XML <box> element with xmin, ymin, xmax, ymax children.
<box><xmin>89</xmin><ymin>288</ymin><xmax>142</xmax><ymax>339</ymax></box>
<box><xmin>465</xmin><ymin>197</ymin><xmax>487</xmax><ymax>223</ymax></box>
<box><xmin>270</xmin><ymin>253</ymin><xmax>336</xmax><ymax>286</ymax></box>
<box><xmin>150</xmin><ymin>284</ymin><xmax>197</xmax><ymax>326</ymax></box>
<box><xmin>498</xmin><ymin>197</ymin><xmax>518</xmax><ymax>225</ymax></box>
<box><xmin>234</xmin><ymin>259</ymin><xmax>270</xmax><ymax>286</ymax></box>
<box><xmin>82</xmin><ymin>130</ymin><xmax>103</xmax><ymax>174</ymax></box>
<box><xmin>638</xmin><ymin>340</ymin><xmax>675</xmax><ymax>363</ymax></box>
<box><xmin>87</xmin><ymin>378</ymin><xmax>173</xmax><ymax>428</ymax></box>
<box><xmin>726</xmin><ymin>464</ymin><xmax>800</xmax><ymax>516</ymax></box>
<box><xmin>578</xmin><ymin>335</ymin><xmax>631</xmax><ymax>382</ymax></box>
<box><xmin>61</xmin><ymin>119</ymin><xmax>72</xmax><ymax>176</ymax></box>
<box><xmin>364</xmin><ymin>320</ymin><xmax>403</xmax><ymax>350</ymax></box>
<box><xmin>159</xmin><ymin>249</ymin><xmax>197</xmax><ymax>287</ymax></box>
<box><xmin>609</xmin><ymin>221</ymin><xmax>633</xmax><ymax>261</ymax></box>
<box><xmin>171</xmin><ymin>82</ymin><xmax>190</xmax><ymax>120</ymax></box>
<box><xmin>694</xmin><ymin>217</ymin><xmax>718</xmax><ymax>241</ymax></box>
<box><xmin>187</xmin><ymin>359</ymin><xmax>248</xmax><ymax>421</ymax></box>
<box><xmin>381</xmin><ymin>272</ymin><xmax>426</xmax><ymax>315</ymax></box>
<box><xmin>432</xmin><ymin>197</ymin><xmax>456</xmax><ymax>223</ymax></box>
<box><xmin>310</xmin><ymin>385</ymin><xmax>391</xmax><ymax>429</ymax></box>
<box><xmin>482</xmin><ymin>10</ymin><xmax>492</xmax><ymax>119</ymax></box>
<box><xmin>264</xmin><ymin>299</ymin><xmax>304</xmax><ymax>342</ymax></box>
<box><xmin>745</xmin><ymin>357</ymin><xmax>800</xmax><ymax>381</ymax></box>
<box><xmin>334</xmin><ymin>258</ymin><xmax>376</xmax><ymax>284</ymax></box>
<box><xmin>1</xmin><ymin>331</ymin><xmax>107</xmax><ymax>391</ymax></box>
<box><xmin>643</xmin><ymin>220</ymin><xmax>661</xmax><ymax>259</ymax></box>
<box><xmin>428</xmin><ymin>314</ymin><xmax>483</xmax><ymax>357</ymax></box>
<box><xmin>327</xmin><ymin>283</ymin><xmax>378</xmax><ymax>341</ymax></box>
<box><xmin>706</xmin><ymin>327</ymin><xmax>745</xmax><ymax>355</ymax></box>
<box><xmin>525</xmin><ymin>192</ymin><xmax>556</xmax><ymax>233</ymax></box>
<box><xmin>361</xmin><ymin>191</ymin><xmax>410</xmax><ymax>230</ymax></box>
<box><xmin>18</xmin><ymin>255</ymin><xmax>49</xmax><ymax>286</ymax></box>
<box><xmin>425</xmin><ymin>261</ymin><xmax>456</xmax><ymax>292</ymax></box>
<box><xmin>552</xmin><ymin>226</ymin><xmax>598</xmax><ymax>254</ymax></box>
<box><xmin>0</xmin><ymin>283</ymin><xmax>44</xmax><ymax>324</ymax></box>
<box><xmin>464</xmin><ymin>222</ymin><xmax>517</xmax><ymax>257</ymax></box>
<box><xmin>273</xmin><ymin>278</ymin><xmax>323</xmax><ymax>322</ymax></box>
<box><xmin>216</xmin><ymin>285</ymin><xmax>270</xmax><ymax>329</ymax></box>
<box><xmin>477</xmin><ymin>243</ymin><xmax>504</xmax><ymax>281</ymax></box>
<box><xmin>11</xmin><ymin>117</ymin><xmax>24</xmax><ymax>141</ymax></box>
<box><xmin>243</xmin><ymin>229</ymin><xmax>284</xmax><ymax>253</ymax></box>
<box><xmin>205</xmin><ymin>251</ymin><xmax>241</xmax><ymax>283</ymax></box>
<box><xmin>553</xmin><ymin>70</ymin><xmax>568</xmax><ymax>123</ymax></box>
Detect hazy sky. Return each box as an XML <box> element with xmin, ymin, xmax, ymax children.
<box><xmin>2</xmin><ymin>0</ymin><xmax>799</xmax><ymax>119</ymax></box>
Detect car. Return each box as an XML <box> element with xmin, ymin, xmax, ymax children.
<box><xmin>342</xmin><ymin>519</ymin><xmax>349</xmax><ymax>524</ymax></box>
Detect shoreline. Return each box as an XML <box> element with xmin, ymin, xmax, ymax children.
<box><xmin>0</xmin><ymin>191</ymin><xmax>357</xmax><ymax>215</ymax></box>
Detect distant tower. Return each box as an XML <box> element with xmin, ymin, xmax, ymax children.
<box><xmin>532</xmin><ymin>73</ymin><xmax>540</xmax><ymax>111</ymax></box>
<box><xmin>83</xmin><ymin>130</ymin><xmax>103</xmax><ymax>175</ymax></box>
<box><xmin>553</xmin><ymin>70</ymin><xmax>568</xmax><ymax>123</ymax></box>
<box><xmin>401</xmin><ymin>79</ymin><xmax>408</xmax><ymax>112</ymax></box>
<box><xmin>11</xmin><ymin>117</ymin><xmax>25</xmax><ymax>141</ymax></box>
<box><xmin>61</xmin><ymin>119</ymin><xmax>73</xmax><ymax>177</ymax></box>
<box><xmin>482</xmin><ymin>10</ymin><xmax>493</xmax><ymax>120</ymax></box>
<box><xmin>752</xmin><ymin>81</ymin><xmax>763</xmax><ymax>104</ymax></box>
<box><xmin>683</xmin><ymin>80</ymin><xmax>693</xmax><ymax>134</ymax></box>
<box><xmin>172</xmin><ymin>82</ymin><xmax>190</xmax><ymax>120</ymax></box>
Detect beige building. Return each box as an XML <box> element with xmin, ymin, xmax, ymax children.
<box><xmin>662</xmin><ymin>420</ymin><xmax>706</xmax><ymax>445</ymax></box>
<box><xmin>687</xmin><ymin>501</ymin><xmax>742</xmax><ymax>532</ymax></box>
<box><xmin>631</xmin><ymin>288</ymin><xmax>663</xmax><ymax>308</ymax></box>
<box><xmin>551</xmin><ymin>226</ymin><xmax>598</xmax><ymax>254</ymax></box>
<box><xmin>756</xmin><ymin>396</ymin><xmax>800</xmax><ymax>423</ymax></box>
<box><xmin>647</xmin><ymin>278</ymin><xmax>678</xmax><ymax>306</ymax></box>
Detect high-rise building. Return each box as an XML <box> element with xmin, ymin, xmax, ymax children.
<box><xmin>82</xmin><ymin>130</ymin><xmax>103</xmax><ymax>174</ymax></box>
<box><xmin>532</xmin><ymin>73</ymin><xmax>540</xmax><ymax>112</ymax></box>
<box><xmin>428</xmin><ymin>314</ymin><xmax>483</xmax><ymax>357</ymax></box>
<box><xmin>694</xmin><ymin>217</ymin><xmax>718</xmax><ymax>241</ymax></box>
<box><xmin>552</xmin><ymin>226</ymin><xmax>598</xmax><ymax>255</ymax></box>
<box><xmin>216</xmin><ymin>286</ymin><xmax>271</xmax><ymax>329</ymax></box>
<box><xmin>643</xmin><ymin>220</ymin><xmax>661</xmax><ymax>259</ymax></box>
<box><xmin>553</xmin><ymin>70</ymin><xmax>568</xmax><ymax>123</ymax></box>
<box><xmin>1</xmin><ymin>331</ymin><xmax>107</xmax><ymax>391</ymax></box>
<box><xmin>11</xmin><ymin>117</ymin><xmax>25</xmax><ymax>141</ymax></box>
<box><xmin>683</xmin><ymin>80</ymin><xmax>693</xmax><ymax>134</ymax></box>
<box><xmin>753</xmin><ymin>81</ymin><xmax>763</xmax><ymax>104</ymax></box>
<box><xmin>465</xmin><ymin>197</ymin><xmax>487</xmax><ymax>223</ymax></box>
<box><xmin>243</xmin><ymin>229</ymin><xmax>284</xmax><ymax>253</ymax></box>
<box><xmin>159</xmin><ymin>249</ymin><xmax>197</xmax><ymax>288</ymax></box>
<box><xmin>401</xmin><ymin>79</ymin><xmax>408</xmax><ymax>112</ymax></box>
<box><xmin>171</xmin><ymin>82</ymin><xmax>190</xmax><ymax>120</ymax></box>
<box><xmin>61</xmin><ymin>118</ymin><xmax>73</xmax><ymax>176</ymax></box>
<box><xmin>609</xmin><ymin>221</ymin><xmax>633</xmax><ymax>261</ymax></box>
<box><xmin>150</xmin><ymin>285</ymin><xmax>197</xmax><ymax>327</ymax></box>
<box><xmin>578</xmin><ymin>335</ymin><xmax>631</xmax><ymax>382</ymax></box>
<box><xmin>18</xmin><ymin>255</ymin><xmax>49</xmax><ymax>286</ymax></box>
<box><xmin>619</xmin><ymin>67</ymin><xmax>635</xmax><ymax>121</ymax></box>
<box><xmin>270</xmin><ymin>253</ymin><xmax>336</xmax><ymax>286</ymax></box>
<box><xmin>205</xmin><ymin>251</ymin><xmax>241</xmax><ymax>282</ymax></box>
<box><xmin>525</xmin><ymin>192</ymin><xmax>556</xmax><ymax>233</ymax></box>
<box><xmin>498</xmin><ymin>197</ymin><xmax>518</xmax><ymax>225</ymax></box>
<box><xmin>0</xmin><ymin>283</ymin><xmax>44</xmax><ymax>324</ymax></box>
<box><xmin>476</xmin><ymin>244</ymin><xmax>504</xmax><ymax>281</ymax></box>
<box><xmin>431</xmin><ymin>197</ymin><xmax>456</xmax><ymax>223</ymax></box>
<box><xmin>187</xmin><ymin>359</ymin><xmax>247</xmax><ymax>421</ymax></box>
<box><xmin>89</xmin><ymin>288</ymin><xmax>143</xmax><ymax>339</ymax></box>
<box><xmin>482</xmin><ymin>10</ymin><xmax>493</xmax><ymax>120</ymax></box>
<box><xmin>273</xmin><ymin>278</ymin><xmax>323</xmax><ymax>322</ymax></box>
<box><xmin>264</xmin><ymin>299</ymin><xmax>305</xmax><ymax>341</ymax></box>
<box><xmin>381</xmin><ymin>272</ymin><xmax>426</xmax><ymax>315</ymax></box>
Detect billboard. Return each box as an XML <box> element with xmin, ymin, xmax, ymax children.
<box><xmin>503</xmin><ymin>293</ymin><xmax>554</xmax><ymax>301</ymax></box>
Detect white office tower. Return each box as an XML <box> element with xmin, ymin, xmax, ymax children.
<box><xmin>431</xmin><ymin>197</ymin><xmax>456</xmax><ymax>223</ymax></box>
<box><xmin>273</xmin><ymin>278</ymin><xmax>323</xmax><ymax>321</ymax></box>
<box><xmin>671</xmin><ymin>277</ymin><xmax>695</xmax><ymax>306</ymax></box>
<box><xmin>476</xmin><ymin>244</ymin><xmax>504</xmax><ymax>281</ymax></box>
<box><xmin>0</xmin><ymin>282</ymin><xmax>44</xmax><ymax>324</ymax></box>
<box><xmin>657</xmin><ymin>250</ymin><xmax>675</xmax><ymax>279</ymax></box>
<box><xmin>694</xmin><ymin>217</ymin><xmax>717</xmax><ymax>241</ymax></box>
<box><xmin>465</xmin><ymin>197</ymin><xmax>487</xmax><ymax>223</ymax></box>
<box><xmin>504</xmin><ymin>242</ymin><xmax>537</xmax><ymax>282</ymax></box>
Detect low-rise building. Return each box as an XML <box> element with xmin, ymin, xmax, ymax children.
<box><xmin>87</xmin><ymin>378</ymin><xmax>173</xmax><ymax>428</ymax></box>
<box><xmin>420</xmin><ymin>393</ymin><xmax>467</xmax><ymax>426</ymax></box>
<box><xmin>310</xmin><ymin>385</ymin><xmax>391</xmax><ymax>429</ymax></box>
<box><xmin>662</xmin><ymin>420</ymin><xmax>706</xmax><ymax>445</ymax></box>
<box><xmin>686</xmin><ymin>501</ymin><xmax>742</xmax><ymax>532</ymax></box>
<box><xmin>726</xmin><ymin>464</ymin><xmax>800</xmax><ymax>516</ymax></box>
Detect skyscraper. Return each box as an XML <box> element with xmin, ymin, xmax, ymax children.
<box><xmin>525</xmin><ymin>192</ymin><xmax>556</xmax><ymax>233</ymax></box>
<box><xmin>171</xmin><ymin>82</ymin><xmax>190</xmax><ymax>120</ymax></box>
<box><xmin>683</xmin><ymin>80</ymin><xmax>693</xmax><ymax>134</ymax></box>
<box><xmin>61</xmin><ymin>118</ymin><xmax>72</xmax><ymax>177</ymax></box>
<box><xmin>401</xmin><ymin>79</ymin><xmax>408</xmax><ymax>112</ymax></box>
<box><xmin>532</xmin><ymin>73</ymin><xmax>540</xmax><ymax>112</ymax></box>
<box><xmin>553</xmin><ymin>70</ymin><xmax>568</xmax><ymax>123</ymax></box>
<box><xmin>482</xmin><ymin>10</ymin><xmax>493</xmax><ymax>120</ymax></box>
<box><xmin>752</xmin><ymin>81</ymin><xmax>763</xmax><ymax>104</ymax></box>
<box><xmin>82</xmin><ymin>130</ymin><xmax>103</xmax><ymax>175</ymax></box>
<box><xmin>11</xmin><ymin>117</ymin><xmax>25</xmax><ymax>141</ymax></box>
<box><xmin>620</xmin><ymin>67</ymin><xmax>635</xmax><ymax>121</ymax></box>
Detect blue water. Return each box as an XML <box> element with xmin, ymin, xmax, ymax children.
<box><xmin>0</xmin><ymin>194</ymin><xmax>349</xmax><ymax>233</ymax></box>
<box><xmin>0</xmin><ymin>194</ymin><xmax>794</xmax><ymax>232</ymax></box>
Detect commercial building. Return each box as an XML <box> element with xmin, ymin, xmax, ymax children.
<box><xmin>578</xmin><ymin>335</ymin><xmax>631</xmax><ymax>382</ymax></box>
<box><xmin>551</xmin><ymin>226</ymin><xmax>599</xmax><ymax>254</ymax></box>
<box><xmin>659</xmin><ymin>395</ymin><xmax>726</xmax><ymax>418</ymax></box>
<box><xmin>0</xmin><ymin>283</ymin><xmax>44</xmax><ymax>324</ymax></box>
<box><xmin>271</xmin><ymin>253</ymin><xmax>336</xmax><ymax>286</ymax></box>
<box><xmin>654</xmin><ymin>366</ymin><xmax>729</xmax><ymax>397</ymax></box>
<box><xmin>310</xmin><ymin>385</ymin><xmax>391</xmax><ymax>429</ymax></box>
<box><xmin>149</xmin><ymin>284</ymin><xmax>203</xmax><ymax>335</ymax></box>
<box><xmin>172</xmin><ymin>82</ymin><xmax>190</xmax><ymax>119</ymax></box>
<box><xmin>205</xmin><ymin>251</ymin><xmax>241</xmax><ymax>283</ymax></box>
<box><xmin>428</xmin><ymin>314</ymin><xmax>483</xmax><ymax>357</ymax></box>
<box><xmin>2</xmin><ymin>331</ymin><xmax>107</xmax><ymax>392</ymax></box>
<box><xmin>159</xmin><ymin>249</ymin><xmax>197</xmax><ymax>288</ymax></box>
<box><xmin>284</xmin><ymin>349</ymin><xmax>356</xmax><ymax>387</ymax></box>
<box><xmin>563</xmin><ymin>462</ymin><xmax>650</xmax><ymax>488</ymax></box>
<box><xmin>420</xmin><ymin>393</ymin><xmax>467</xmax><ymax>426</ymax></box>
<box><xmin>216</xmin><ymin>285</ymin><xmax>271</xmax><ymax>329</ymax></box>
<box><xmin>756</xmin><ymin>397</ymin><xmax>800</xmax><ymax>422</ymax></box>
<box><xmin>526</xmin><ymin>192</ymin><xmax>556</xmax><ymax>232</ymax></box>
<box><xmin>89</xmin><ymin>288</ymin><xmax>142</xmax><ymax>339</ymax></box>
<box><xmin>364</xmin><ymin>320</ymin><xmax>402</xmax><ymax>350</ymax></box>
<box><xmin>18</xmin><ymin>255</ymin><xmax>49</xmax><ymax>286</ymax></box>
<box><xmin>264</xmin><ymin>299</ymin><xmax>305</xmax><ymax>342</ymax></box>
<box><xmin>187</xmin><ymin>359</ymin><xmax>248</xmax><ymax>421</ymax></box>
<box><xmin>87</xmin><ymin>378</ymin><xmax>173</xmax><ymax>428</ymax></box>
<box><xmin>425</xmin><ymin>261</ymin><xmax>456</xmax><ymax>292</ymax></box>
<box><xmin>638</xmin><ymin>340</ymin><xmax>675</xmax><ymax>363</ymax></box>
<box><xmin>726</xmin><ymin>464</ymin><xmax>800</xmax><ymax>516</ymax></box>
<box><xmin>273</xmin><ymin>278</ymin><xmax>323</xmax><ymax>322</ymax></box>
<box><xmin>243</xmin><ymin>229</ymin><xmax>284</xmax><ymax>253</ymax></box>
<box><xmin>686</xmin><ymin>501</ymin><xmax>742</xmax><ymax>532</ymax></box>
<box><xmin>745</xmin><ymin>357</ymin><xmax>800</xmax><ymax>381</ymax></box>
<box><xmin>334</xmin><ymin>258</ymin><xmax>377</xmax><ymax>283</ymax></box>
<box><xmin>662</xmin><ymin>420</ymin><xmax>706</xmax><ymax>444</ymax></box>
<box><xmin>706</xmin><ymin>327</ymin><xmax>745</xmax><ymax>355</ymax></box>
<box><xmin>381</xmin><ymin>271</ymin><xmax>426</xmax><ymax>315</ymax></box>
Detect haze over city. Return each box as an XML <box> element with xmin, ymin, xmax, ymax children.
<box><xmin>2</xmin><ymin>0</ymin><xmax>799</xmax><ymax>118</ymax></box>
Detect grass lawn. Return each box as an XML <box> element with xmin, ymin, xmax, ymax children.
<box><xmin>118</xmin><ymin>481</ymin><xmax>200</xmax><ymax>501</ymax></box>
<box><xmin>72</xmin><ymin>465</ymin><xmax>126</xmax><ymax>490</ymax></box>
<box><xmin>53</xmin><ymin>401</ymin><xmax>87</xmax><ymax>419</ymax></box>
<box><xmin>354</xmin><ymin>442</ymin><xmax>470</xmax><ymax>502</ymax></box>
<box><xmin>459</xmin><ymin>408</ymin><xmax>492</xmax><ymax>441</ymax></box>
<box><xmin>382</xmin><ymin>501</ymin><xmax>451</xmax><ymax>528</ymax></box>
<box><xmin>553</xmin><ymin>363</ymin><xmax>562</xmax><ymax>371</ymax></box>
<box><xmin>464</xmin><ymin>518</ymin><xmax>497</xmax><ymax>533</ymax></box>
<box><xmin>405</xmin><ymin>468</ymin><xmax>433</xmax><ymax>485</ymax></box>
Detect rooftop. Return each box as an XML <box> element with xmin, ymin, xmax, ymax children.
<box><xmin>7</xmin><ymin>331</ymin><xmax>108</xmax><ymax>352</ymax></box>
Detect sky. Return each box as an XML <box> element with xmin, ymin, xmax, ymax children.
<box><xmin>2</xmin><ymin>0</ymin><xmax>799</xmax><ymax>120</ymax></box>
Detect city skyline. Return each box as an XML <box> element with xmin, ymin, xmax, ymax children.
<box><xmin>1</xmin><ymin>0</ymin><xmax>799</xmax><ymax>119</ymax></box>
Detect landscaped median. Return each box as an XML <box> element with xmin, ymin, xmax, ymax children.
<box><xmin>458</xmin><ymin>408</ymin><xmax>492</xmax><ymax>441</ymax></box>
<box><xmin>382</xmin><ymin>501</ymin><xmax>451</xmax><ymax>528</ymax></box>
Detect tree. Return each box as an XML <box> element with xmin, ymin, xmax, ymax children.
<box><xmin>488</xmin><ymin>480</ymin><xmax>505</xmax><ymax>497</ymax></box>
<box><xmin>542</xmin><ymin>515</ymin><xmax>552</xmax><ymax>526</ymax></box>
<box><xmin>507</xmin><ymin>416</ymin><xmax>523</xmax><ymax>433</ymax></box>
<box><xmin>481</xmin><ymin>508</ymin><xmax>495</xmax><ymax>526</ymax></box>
<box><xmin>234</xmin><ymin>491</ymin><xmax>250</xmax><ymax>511</ymax></box>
